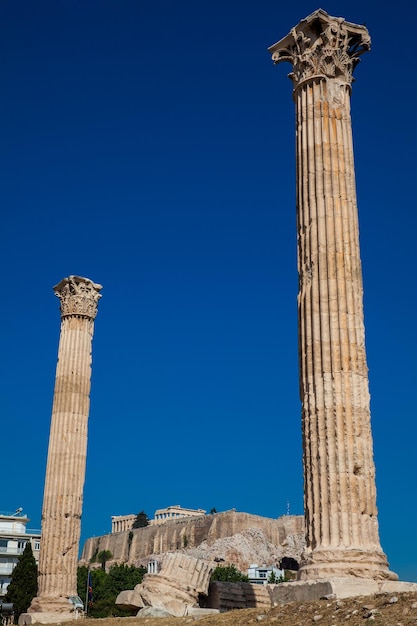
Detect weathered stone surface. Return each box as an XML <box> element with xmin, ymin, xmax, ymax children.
<box><xmin>269</xmin><ymin>10</ymin><xmax>396</xmax><ymax>581</ymax></box>
<box><xmin>19</xmin><ymin>596</ymin><xmax>84</xmax><ymax>624</ymax></box>
<box><xmin>137</xmin><ymin>607</ymin><xmax>174</xmax><ymax>618</ymax></box>
<box><xmin>19</xmin><ymin>612</ymin><xmax>76</xmax><ymax>625</ymax></box>
<box><xmin>243</xmin><ymin>583</ymin><xmax>273</xmax><ymax>609</ymax></box>
<box><xmin>377</xmin><ymin>581</ymin><xmax>417</xmax><ymax>594</ymax></box>
<box><xmin>187</xmin><ymin>525</ymin><xmax>304</xmax><ymax>573</ymax></box>
<box><xmin>159</xmin><ymin>552</ymin><xmax>213</xmax><ymax>594</ymax></box>
<box><xmin>206</xmin><ymin>581</ymin><xmax>246</xmax><ymax>612</ymax></box>
<box><xmin>185</xmin><ymin>607</ymin><xmax>220</xmax><ymax>616</ymax></box>
<box><xmin>115</xmin><ymin>589</ymin><xmax>144</xmax><ymax>610</ymax></box>
<box><xmin>268</xmin><ymin>579</ymin><xmax>417</xmax><ymax>605</ymax></box>
<box><xmin>269</xmin><ymin>580</ymin><xmax>366</xmax><ymax>605</ymax></box>
<box><xmin>80</xmin><ymin>511</ymin><xmax>304</xmax><ymax>573</ymax></box>
<box><xmin>206</xmin><ymin>582</ymin><xmax>271</xmax><ymax>612</ymax></box>
<box><xmin>21</xmin><ymin>277</ymin><xmax>102</xmax><ymax>623</ymax></box>
<box><xmin>117</xmin><ymin>553</ymin><xmax>214</xmax><ymax>617</ymax></box>
<box><xmin>135</xmin><ymin>575</ymin><xmax>198</xmax><ymax>616</ymax></box>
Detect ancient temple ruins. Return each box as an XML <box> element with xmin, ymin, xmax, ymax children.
<box><xmin>20</xmin><ymin>276</ymin><xmax>102</xmax><ymax>624</ymax></box>
<box><xmin>268</xmin><ymin>9</ymin><xmax>396</xmax><ymax>582</ymax></box>
<box><xmin>16</xmin><ymin>9</ymin><xmax>417</xmax><ymax>620</ymax></box>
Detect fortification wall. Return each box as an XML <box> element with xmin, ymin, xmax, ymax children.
<box><xmin>79</xmin><ymin>511</ymin><xmax>304</xmax><ymax>571</ymax></box>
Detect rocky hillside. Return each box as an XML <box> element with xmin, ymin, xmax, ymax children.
<box><xmin>80</xmin><ymin>511</ymin><xmax>304</xmax><ymax>572</ymax></box>
<box><xmin>185</xmin><ymin>525</ymin><xmax>304</xmax><ymax>572</ymax></box>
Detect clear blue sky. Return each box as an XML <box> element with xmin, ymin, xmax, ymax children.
<box><xmin>1</xmin><ymin>0</ymin><xmax>416</xmax><ymax>582</ymax></box>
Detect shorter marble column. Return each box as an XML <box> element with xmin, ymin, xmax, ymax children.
<box><xmin>21</xmin><ymin>276</ymin><xmax>102</xmax><ymax>625</ymax></box>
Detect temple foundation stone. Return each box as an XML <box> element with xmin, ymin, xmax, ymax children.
<box><xmin>20</xmin><ymin>276</ymin><xmax>102</xmax><ymax>624</ymax></box>
<box><xmin>268</xmin><ymin>9</ymin><xmax>398</xmax><ymax>587</ymax></box>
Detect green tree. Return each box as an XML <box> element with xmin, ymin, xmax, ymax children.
<box><xmin>77</xmin><ymin>564</ymin><xmax>146</xmax><ymax>618</ymax></box>
<box><xmin>267</xmin><ymin>570</ymin><xmax>284</xmax><ymax>583</ymax></box>
<box><xmin>77</xmin><ymin>565</ymin><xmax>89</xmax><ymax>606</ymax></box>
<box><xmin>5</xmin><ymin>542</ymin><xmax>38</xmax><ymax>621</ymax></box>
<box><xmin>209</xmin><ymin>508</ymin><xmax>217</xmax><ymax>514</ymax></box>
<box><xmin>97</xmin><ymin>550</ymin><xmax>113</xmax><ymax>571</ymax></box>
<box><xmin>210</xmin><ymin>564</ymin><xmax>249</xmax><ymax>582</ymax></box>
<box><xmin>132</xmin><ymin>511</ymin><xmax>149</xmax><ymax>529</ymax></box>
<box><xmin>104</xmin><ymin>563</ymin><xmax>146</xmax><ymax>597</ymax></box>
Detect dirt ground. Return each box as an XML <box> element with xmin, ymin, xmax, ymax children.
<box><xmin>77</xmin><ymin>591</ymin><xmax>417</xmax><ymax>626</ymax></box>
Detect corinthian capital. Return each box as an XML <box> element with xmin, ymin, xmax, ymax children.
<box><xmin>268</xmin><ymin>9</ymin><xmax>370</xmax><ymax>89</ymax></box>
<box><xmin>54</xmin><ymin>275</ymin><xmax>102</xmax><ymax>320</ymax></box>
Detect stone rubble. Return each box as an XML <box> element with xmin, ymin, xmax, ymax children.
<box><xmin>116</xmin><ymin>553</ymin><xmax>216</xmax><ymax>617</ymax></box>
<box><xmin>185</xmin><ymin>526</ymin><xmax>303</xmax><ymax>573</ymax></box>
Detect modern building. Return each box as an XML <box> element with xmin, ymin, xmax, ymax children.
<box><xmin>247</xmin><ymin>564</ymin><xmax>284</xmax><ymax>585</ymax></box>
<box><xmin>0</xmin><ymin>510</ymin><xmax>41</xmax><ymax>598</ymax></box>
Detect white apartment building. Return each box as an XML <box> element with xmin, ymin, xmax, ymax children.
<box><xmin>247</xmin><ymin>563</ymin><xmax>285</xmax><ymax>584</ymax></box>
<box><xmin>0</xmin><ymin>510</ymin><xmax>41</xmax><ymax>598</ymax></box>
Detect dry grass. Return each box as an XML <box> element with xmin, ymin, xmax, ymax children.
<box><xmin>75</xmin><ymin>591</ymin><xmax>417</xmax><ymax>626</ymax></box>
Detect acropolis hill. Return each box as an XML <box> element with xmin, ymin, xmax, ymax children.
<box><xmin>79</xmin><ymin>510</ymin><xmax>305</xmax><ymax>573</ymax></box>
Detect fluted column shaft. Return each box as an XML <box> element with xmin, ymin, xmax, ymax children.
<box><xmin>296</xmin><ymin>75</ymin><xmax>388</xmax><ymax>576</ymax></box>
<box><xmin>38</xmin><ymin>315</ymin><xmax>94</xmax><ymax>596</ymax></box>
<box><xmin>269</xmin><ymin>10</ymin><xmax>396</xmax><ymax>580</ymax></box>
<box><xmin>32</xmin><ymin>276</ymin><xmax>102</xmax><ymax>610</ymax></box>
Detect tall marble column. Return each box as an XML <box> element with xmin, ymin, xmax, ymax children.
<box><xmin>268</xmin><ymin>10</ymin><xmax>396</xmax><ymax>580</ymax></box>
<box><xmin>24</xmin><ymin>276</ymin><xmax>102</xmax><ymax>623</ymax></box>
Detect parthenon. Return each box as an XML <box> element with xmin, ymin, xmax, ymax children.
<box><xmin>111</xmin><ymin>505</ymin><xmax>207</xmax><ymax>533</ymax></box>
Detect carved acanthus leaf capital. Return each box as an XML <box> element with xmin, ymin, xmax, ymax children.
<box><xmin>54</xmin><ymin>275</ymin><xmax>102</xmax><ymax>320</ymax></box>
<box><xmin>268</xmin><ymin>9</ymin><xmax>370</xmax><ymax>89</ymax></box>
